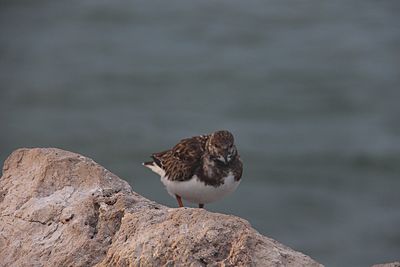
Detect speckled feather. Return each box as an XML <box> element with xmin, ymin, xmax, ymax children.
<box><xmin>151</xmin><ymin>135</ymin><xmax>208</xmax><ymax>182</ymax></box>
<box><xmin>146</xmin><ymin>131</ymin><xmax>242</xmax><ymax>187</ymax></box>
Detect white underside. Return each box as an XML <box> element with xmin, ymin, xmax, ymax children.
<box><xmin>144</xmin><ymin>163</ymin><xmax>240</xmax><ymax>204</ymax></box>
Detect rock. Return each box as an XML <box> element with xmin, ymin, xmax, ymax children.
<box><xmin>0</xmin><ymin>148</ymin><xmax>323</xmax><ymax>267</ymax></box>
<box><xmin>372</xmin><ymin>262</ymin><xmax>400</xmax><ymax>267</ymax></box>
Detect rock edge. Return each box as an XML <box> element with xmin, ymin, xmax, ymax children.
<box><xmin>0</xmin><ymin>148</ymin><xmax>323</xmax><ymax>267</ymax></box>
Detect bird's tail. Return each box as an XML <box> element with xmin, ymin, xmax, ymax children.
<box><xmin>143</xmin><ymin>161</ymin><xmax>154</xmax><ymax>167</ymax></box>
<box><xmin>142</xmin><ymin>161</ymin><xmax>165</xmax><ymax>177</ymax></box>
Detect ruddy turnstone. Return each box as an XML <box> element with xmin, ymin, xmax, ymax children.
<box><xmin>143</xmin><ymin>130</ymin><xmax>243</xmax><ymax>209</ymax></box>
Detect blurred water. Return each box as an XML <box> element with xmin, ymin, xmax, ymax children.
<box><xmin>1</xmin><ymin>0</ymin><xmax>400</xmax><ymax>266</ymax></box>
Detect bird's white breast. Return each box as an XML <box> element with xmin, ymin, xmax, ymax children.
<box><xmin>160</xmin><ymin>172</ymin><xmax>240</xmax><ymax>204</ymax></box>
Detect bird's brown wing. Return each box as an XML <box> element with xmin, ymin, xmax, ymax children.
<box><xmin>152</xmin><ymin>135</ymin><xmax>208</xmax><ymax>181</ymax></box>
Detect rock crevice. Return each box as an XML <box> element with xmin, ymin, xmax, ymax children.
<box><xmin>0</xmin><ymin>148</ymin><xmax>322</xmax><ymax>267</ymax></box>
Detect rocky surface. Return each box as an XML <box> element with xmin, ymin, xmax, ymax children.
<box><xmin>372</xmin><ymin>262</ymin><xmax>400</xmax><ymax>267</ymax></box>
<box><xmin>0</xmin><ymin>148</ymin><xmax>323</xmax><ymax>266</ymax></box>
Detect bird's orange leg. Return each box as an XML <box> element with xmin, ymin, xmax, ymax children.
<box><xmin>199</xmin><ymin>203</ymin><xmax>204</xmax><ymax>208</ymax></box>
<box><xmin>175</xmin><ymin>195</ymin><xmax>184</xmax><ymax>208</ymax></box>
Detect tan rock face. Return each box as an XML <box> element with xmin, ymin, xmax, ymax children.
<box><xmin>0</xmin><ymin>148</ymin><xmax>323</xmax><ymax>267</ymax></box>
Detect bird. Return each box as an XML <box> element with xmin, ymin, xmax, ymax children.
<box><xmin>143</xmin><ymin>130</ymin><xmax>243</xmax><ymax>209</ymax></box>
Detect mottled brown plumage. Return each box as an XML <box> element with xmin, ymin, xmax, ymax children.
<box><xmin>144</xmin><ymin>130</ymin><xmax>243</xmax><ymax>208</ymax></box>
<box><xmin>151</xmin><ymin>135</ymin><xmax>208</xmax><ymax>182</ymax></box>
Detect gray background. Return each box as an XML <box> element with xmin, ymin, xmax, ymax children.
<box><xmin>1</xmin><ymin>0</ymin><xmax>400</xmax><ymax>266</ymax></box>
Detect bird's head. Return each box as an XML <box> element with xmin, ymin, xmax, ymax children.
<box><xmin>206</xmin><ymin>130</ymin><xmax>237</xmax><ymax>164</ymax></box>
